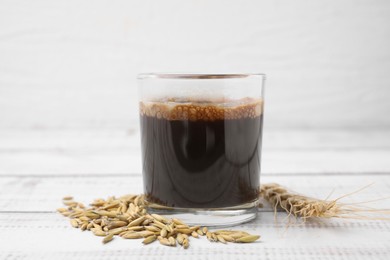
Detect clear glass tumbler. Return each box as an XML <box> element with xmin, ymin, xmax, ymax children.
<box><xmin>138</xmin><ymin>73</ymin><xmax>265</xmax><ymax>226</ymax></box>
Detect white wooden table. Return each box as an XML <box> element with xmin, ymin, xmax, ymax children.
<box><xmin>1</xmin><ymin>128</ymin><xmax>390</xmax><ymax>259</ymax></box>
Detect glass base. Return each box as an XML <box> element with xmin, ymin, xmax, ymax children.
<box><xmin>147</xmin><ymin>200</ymin><xmax>259</xmax><ymax>227</ymax></box>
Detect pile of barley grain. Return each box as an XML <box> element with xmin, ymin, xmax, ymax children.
<box><xmin>58</xmin><ymin>183</ymin><xmax>389</xmax><ymax>246</ymax></box>
<box><xmin>57</xmin><ymin>194</ymin><xmax>260</xmax><ymax>248</ymax></box>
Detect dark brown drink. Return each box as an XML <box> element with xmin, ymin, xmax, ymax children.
<box><xmin>140</xmin><ymin>98</ymin><xmax>263</xmax><ymax>208</ymax></box>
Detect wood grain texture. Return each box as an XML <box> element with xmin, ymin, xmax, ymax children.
<box><xmin>1</xmin><ymin>129</ymin><xmax>389</xmax><ymax>175</ymax></box>
<box><xmin>1</xmin><ymin>212</ymin><xmax>389</xmax><ymax>260</ymax></box>
<box><xmin>0</xmin><ymin>127</ymin><xmax>389</xmax><ymax>259</ymax></box>
<box><xmin>1</xmin><ymin>174</ymin><xmax>389</xmax><ymax>212</ymax></box>
<box><xmin>0</xmin><ymin>0</ymin><xmax>390</xmax><ymax>129</ymax></box>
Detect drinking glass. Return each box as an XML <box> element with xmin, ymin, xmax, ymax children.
<box><xmin>138</xmin><ymin>73</ymin><xmax>265</xmax><ymax>226</ymax></box>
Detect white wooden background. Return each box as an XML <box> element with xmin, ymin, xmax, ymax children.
<box><xmin>1</xmin><ymin>0</ymin><xmax>390</xmax><ymax>259</ymax></box>
<box><xmin>1</xmin><ymin>0</ymin><xmax>390</xmax><ymax>129</ymax></box>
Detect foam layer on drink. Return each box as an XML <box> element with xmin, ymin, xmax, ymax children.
<box><xmin>140</xmin><ymin>97</ymin><xmax>263</xmax><ymax>121</ymax></box>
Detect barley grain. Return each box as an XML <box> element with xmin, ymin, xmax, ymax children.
<box><xmin>217</xmin><ymin>235</ymin><xmax>226</xmax><ymax>244</ymax></box>
<box><xmin>172</xmin><ymin>218</ymin><xmax>185</xmax><ymax>226</ymax></box>
<box><xmin>175</xmin><ymin>228</ymin><xmax>192</xmax><ymax>234</ymax></box>
<box><xmin>122</xmin><ymin>232</ymin><xmax>142</xmax><ymax>239</ymax></box>
<box><xmin>142</xmin><ymin>235</ymin><xmax>157</xmax><ymax>245</ymax></box>
<box><xmin>160</xmin><ymin>227</ymin><xmax>167</xmax><ymax>238</ymax></box>
<box><xmin>102</xmin><ymin>234</ymin><xmax>114</xmax><ymax>244</ymax></box>
<box><xmin>183</xmin><ymin>238</ymin><xmax>189</xmax><ymax>249</ymax></box>
<box><xmin>145</xmin><ymin>226</ymin><xmax>160</xmax><ymax>232</ymax></box>
<box><xmin>176</xmin><ymin>234</ymin><xmax>184</xmax><ymax>245</ymax></box>
<box><xmin>235</xmin><ymin>235</ymin><xmax>260</xmax><ymax>243</ymax></box>
<box><xmin>168</xmin><ymin>237</ymin><xmax>176</xmax><ymax>246</ymax></box>
<box><xmin>107</xmin><ymin>221</ymin><xmax>127</xmax><ymax>230</ymax></box>
<box><xmin>159</xmin><ymin>238</ymin><xmax>171</xmax><ymax>247</ymax></box>
<box><xmin>151</xmin><ymin>214</ymin><xmax>168</xmax><ymax>223</ymax></box>
<box><xmin>70</xmin><ymin>219</ymin><xmax>79</xmax><ymax>228</ymax></box>
<box><xmin>128</xmin><ymin>216</ymin><xmax>146</xmax><ymax>227</ymax></box>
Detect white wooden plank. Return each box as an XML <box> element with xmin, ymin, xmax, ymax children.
<box><xmin>0</xmin><ymin>174</ymin><xmax>389</xmax><ymax>212</ymax></box>
<box><xmin>1</xmin><ymin>149</ymin><xmax>390</xmax><ymax>175</ymax></box>
<box><xmin>1</xmin><ymin>129</ymin><xmax>390</xmax><ymax>175</ymax></box>
<box><xmin>1</xmin><ymin>129</ymin><xmax>390</xmax><ymax>151</ymax></box>
<box><xmin>1</xmin><ymin>1</ymin><xmax>390</xmax><ymax>129</ymax></box>
<box><xmin>0</xmin><ymin>212</ymin><xmax>389</xmax><ymax>260</ymax></box>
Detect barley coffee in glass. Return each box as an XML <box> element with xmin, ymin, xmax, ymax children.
<box><xmin>138</xmin><ymin>73</ymin><xmax>265</xmax><ymax>226</ymax></box>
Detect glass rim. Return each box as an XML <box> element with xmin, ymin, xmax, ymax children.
<box><xmin>137</xmin><ymin>73</ymin><xmax>266</xmax><ymax>80</ymax></box>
